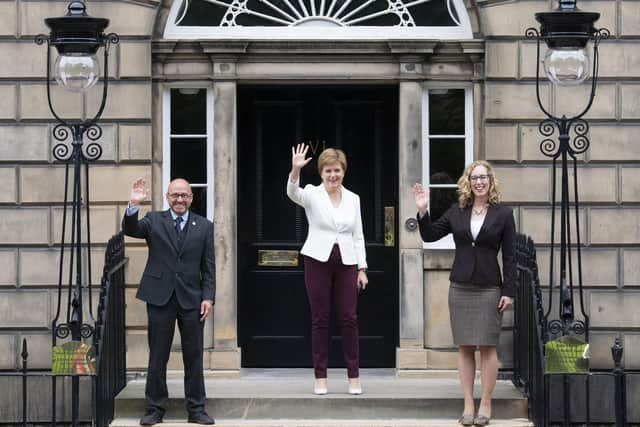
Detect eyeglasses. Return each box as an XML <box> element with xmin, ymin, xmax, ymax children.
<box><xmin>469</xmin><ymin>175</ymin><xmax>490</xmax><ymax>182</ymax></box>
<box><xmin>168</xmin><ymin>192</ymin><xmax>192</xmax><ymax>199</ymax></box>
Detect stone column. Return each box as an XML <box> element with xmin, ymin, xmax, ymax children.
<box><xmin>396</xmin><ymin>80</ymin><xmax>428</xmax><ymax>372</ymax></box>
<box><xmin>210</xmin><ymin>81</ymin><xmax>241</xmax><ymax>371</ymax></box>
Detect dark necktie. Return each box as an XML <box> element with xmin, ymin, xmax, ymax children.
<box><xmin>174</xmin><ymin>216</ymin><xmax>184</xmax><ymax>240</ymax></box>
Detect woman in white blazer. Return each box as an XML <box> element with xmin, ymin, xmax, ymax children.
<box><xmin>287</xmin><ymin>144</ymin><xmax>368</xmax><ymax>395</ymax></box>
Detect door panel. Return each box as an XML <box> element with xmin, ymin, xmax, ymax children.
<box><xmin>238</xmin><ymin>86</ymin><xmax>398</xmax><ymax>367</ymax></box>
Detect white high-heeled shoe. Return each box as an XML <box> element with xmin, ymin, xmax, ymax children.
<box><xmin>314</xmin><ymin>378</ymin><xmax>327</xmax><ymax>395</ymax></box>
<box><xmin>348</xmin><ymin>378</ymin><xmax>362</xmax><ymax>395</ymax></box>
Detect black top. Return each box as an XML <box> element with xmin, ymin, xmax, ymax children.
<box><xmin>418</xmin><ymin>203</ymin><xmax>517</xmax><ymax>297</ymax></box>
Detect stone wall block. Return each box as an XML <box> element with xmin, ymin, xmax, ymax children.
<box><xmin>208</xmin><ymin>349</ymin><xmax>242</xmax><ymax>370</ymax></box>
<box><xmin>0</xmin><ymin>85</ymin><xmax>16</xmax><ymax>119</ymax></box>
<box><xmin>163</xmin><ymin>61</ymin><xmax>212</xmax><ymax>77</ymax></box>
<box><xmin>0</xmin><ymin>167</ymin><xmax>17</xmax><ymax>203</ymax></box>
<box><xmin>520</xmin><ymin>42</ymin><xmax>540</xmax><ymax>79</ymax></box>
<box><xmin>479</xmin><ymin>1</ymin><xmax>548</xmax><ymax>36</ymax></box>
<box><xmin>486</xmin><ymin>41</ymin><xmax>518</xmax><ymax>78</ymax></box>
<box><xmin>553</xmin><ymin>166</ymin><xmax>617</xmax><ymax>203</ymax></box>
<box><xmin>20</xmin><ymin>166</ymin><xmax>66</xmax><ymax>203</ymax></box>
<box><xmin>590</xmin><ymin>291</ymin><xmax>640</xmax><ymax>328</ymax></box>
<box><xmin>621</xmin><ymin>166</ymin><xmax>640</xmax><ymax>202</ymax></box>
<box><xmin>521</xmin><ymin>207</ymin><xmax>586</xmax><ymax>245</ymax></box>
<box><xmin>589</xmin><ymin>332</ymin><xmax>618</xmax><ymax>370</ymax></box>
<box><xmin>20</xmin><ymin>1</ymin><xmax>72</xmax><ymax>35</ymax></box>
<box><xmin>124</xmin><ymin>246</ymin><xmax>148</xmax><ymax>284</ymax></box>
<box><xmin>494</xmin><ymin>166</ymin><xmax>550</xmax><ymax>203</ymax></box>
<box><xmin>555</xmin><ymin>83</ymin><xmax>616</xmax><ymax>120</ymax></box>
<box><xmin>624</xmin><ymin>334</ymin><xmax>640</xmax><ymax>369</ymax></box>
<box><xmin>20</xmin><ymin>84</ymin><xmax>83</xmax><ymax>120</ymax></box>
<box><xmin>424</xmin><ymin>270</ymin><xmax>453</xmax><ymax>347</ymax></box>
<box><xmin>623</xmin><ymin>249</ymin><xmax>640</xmax><ymax>287</ymax></box>
<box><xmin>484</xmin><ymin>125</ymin><xmax>518</xmax><ymax>161</ymax></box>
<box><xmin>20</xmin><ymin>248</ymin><xmax>104</xmax><ymax>287</ymax></box>
<box><xmin>1</xmin><ymin>291</ymin><xmax>50</xmax><ymax>327</ymax></box>
<box><xmin>86</xmin><ymin>2</ymin><xmax>157</xmax><ymax>36</ymax></box>
<box><xmin>598</xmin><ymin>42</ymin><xmax>640</xmax><ymax>78</ymax></box>
<box><xmin>590</xmin><ymin>125</ymin><xmax>640</xmax><ymax>161</ymax></box>
<box><xmin>397</xmin><ymin>348</ymin><xmax>428</xmax><ymax>369</ymax></box>
<box><xmin>536</xmin><ymin>248</ymin><xmax>618</xmax><ymax>287</ymax></box>
<box><xmin>89</xmin><ymin>165</ymin><xmax>151</xmax><ymax>202</ymax></box>
<box><xmin>0</xmin><ymin>208</ymin><xmax>49</xmax><ymax>244</ymax></box>
<box><xmin>0</xmin><ymin>250</ymin><xmax>17</xmax><ymax>286</ymax></box>
<box><xmin>621</xmin><ymin>2</ymin><xmax>640</xmax><ymax>36</ymax></box>
<box><xmin>0</xmin><ymin>335</ymin><xmax>16</xmax><ymax>369</ymax></box>
<box><xmin>0</xmin><ymin>42</ymin><xmax>46</xmax><ymax>77</ymax></box>
<box><xmin>621</xmin><ymin>84</ymin><xmax>640</xmax><ymax>119</ymax></box>
<box><xmin>590</xmin><ymin>208</ymin><xmax>640</xmax><ymax>244</ymax></box>
<box><xmin>0</xmin><ymin>2</ymin><xmax>17</xmax><ymax>36</ymax></box>
<box><xmin>126</xmin><ymin>331</ymin><xmax>149</xmax><ymax>370</ymax></box>
<box><xmin>52</xmin><ymin>206</ymin><xmax>117</xmax><ymax>244</ymax></box>
<box><xmin>425</xmin><ymin>349</ymin><xmax>458</xmax><ymax>369</ymax></box>
<box><xmin>236</xmin><ymin>62</ymin><xmax>398</xmax><ymax>79</ymax></box>
<box><xmin>119</xmin><ymin>125</ymin><xmax>152</xmax><ymax>161</ymax></box>
<box><xmin>485</xmin><ymin>83</ymin><xmax>548</xmax><ymax>120</ymax></box>
<box><xmin>0</xmin><ymin>125</ymin><xmax>50</xmax><ymax>161</ymax></box>
<box><xmin>579</xmin><ymin>1</ymin><xmax>616</xmax><ymax>36</ymax></box>
<box><xmin>118</xmin><ymin>42</ymin><xmax>152</xmax><ymax>78</ymax></box>
<box><xmin>86</xmin><ymin>84</ymin><xmax>151</xmax><ymax>120</ymax></box>
<box><xmin>400</xmin><ymin>250</ymin><xmax>424</xmax><ymax>345</ymax></box>
<box><xmin>19</xmin><ymin>334</ymin><xmax>53</xmax><ymax>370</ymax></box>
<box><xmin>125</xmin><ymin>289</ymin><xmax>147</xmax><ymax>327</ymax></box>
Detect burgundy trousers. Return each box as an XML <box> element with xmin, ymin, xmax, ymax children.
<box><xmin>304</xmin><ymin>244</ymin><xmax>360</xmax><ymax>379</ymax></box>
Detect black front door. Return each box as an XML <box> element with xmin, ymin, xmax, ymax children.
<box><xmin>238</xmin><ymin>85</ymin><xmax>398</xmax><ymax>367</ymax></box>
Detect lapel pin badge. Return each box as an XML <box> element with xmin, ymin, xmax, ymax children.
<box><xmin>192</xmin><ymin>221</ymin><xmax>196</xmax><ymax>226</ymax></box>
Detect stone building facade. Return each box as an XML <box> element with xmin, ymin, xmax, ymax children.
<box><xmin>0</xmin><ymin>0</ymin><xmax>639</xmax><ymax>378</ymax></box>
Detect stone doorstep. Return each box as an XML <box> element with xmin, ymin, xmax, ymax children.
<box><xmin>113</xmin><ymin>369</ymin><xmax>528</xmax><ymax>421</ymax></box>
<box><xmin>110</xmin><ymin>418</ymin><xmax>534</xmax><ymax>427</ymax></box>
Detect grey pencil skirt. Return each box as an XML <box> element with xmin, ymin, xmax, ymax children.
<box><xmin>449</xmin><ymin>281</ymin><xmax>503</xmax><ymax>346</ymax></box>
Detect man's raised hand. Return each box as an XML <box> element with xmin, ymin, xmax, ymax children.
<box><xmin>130</xmin><ymin>177</ymin><xmax>148</xmax><ymax>206</ymax></box>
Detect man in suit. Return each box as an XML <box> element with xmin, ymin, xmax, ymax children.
<box><xmin>124</xmin><ymin>177</ymin><xmax>215</xmax><ymax>425</ymax></box>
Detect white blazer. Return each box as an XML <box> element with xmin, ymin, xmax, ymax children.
<box><xmin>287</xmin><ymin>176</ymin><xmax>367</xmax><ymax>269</ymax></box>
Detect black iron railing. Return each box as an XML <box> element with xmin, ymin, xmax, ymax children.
<box><xmin>1</xmin><ymin>232</ymin><xmax>127</xmax><ymax>426</ymax></box>
<box><xmin>513</xmin><ymin>233</ymin><xmax>638</xmax><ymax>426</ymax></box>
<box><xmin>94</xmin><ymin>231</ymin><xmax>128</xmax><ymax>425</ymax></box>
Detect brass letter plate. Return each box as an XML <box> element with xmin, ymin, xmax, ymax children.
<box><xmin>258</xmin><ymin>250</ymin><xmax>299</xmax><ymax>267</ymax></box>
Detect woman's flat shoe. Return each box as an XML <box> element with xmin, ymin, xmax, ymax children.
<box><xmin>348</xmin><ymin>378</ymin><xmax>362</xmax><ymax>395</ymax></box>
<box><xmin>458</xmin><ymin>414</ymin><xmax>474</xmax><ymax>426</ymax></box>
<box><xmin>474</xmin><ymin>415</ymin><xmax>491</xmax><ymax>426</ymax></box>
<box><xmin>314</xmin><ymin>379</ymin><xmax>327</xmax><ymax>395</ymax></box>
<box><xmin>348</xmin><ymin>384</ymin><xmax>362</xmax><ymax>395</ymax></box>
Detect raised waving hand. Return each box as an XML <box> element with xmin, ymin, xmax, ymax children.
<box><xmin>130</xmin><ymin>177</ymin><xmax>148</xmax><ymax>206</ymax></box>
<box><xmin>412</xmin><ymin>183</ymin><xmax>429</xmax><ymax>217</ymax></box>
<box><xmin>290</xmin><ymin>143</ymin><xmax>313</xmax><ymax>183</ymax></box>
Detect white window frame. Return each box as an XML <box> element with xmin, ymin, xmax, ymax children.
<box><xmin>163</xmin><ymin>0</ymin><xmax>473</xmax><ymax>40</ymax></box>
<box><xmin>421</xmin><ymin>82</ymin><xmax>474</xmax><ymax>249</ymax></box>
<box><xmin>162</xmin><ymin>85</ymin><xmax>215</xmax><ymax>221</ymax></box>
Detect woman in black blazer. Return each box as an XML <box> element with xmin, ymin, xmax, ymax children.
<box><xmin>413</xmin><ymin>160</ymin><xmax>516</xmax><ymax>426</ymax></box>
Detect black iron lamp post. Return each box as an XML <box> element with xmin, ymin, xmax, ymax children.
<box><xmin>35</xmin><ymin>2</ymin><xmax>118</xmax><ymax>424</ymax></box>
<box><xmin>526</xmin><ymin>0</ymin><xmax>609</xmax><ymax>340</ymax></box>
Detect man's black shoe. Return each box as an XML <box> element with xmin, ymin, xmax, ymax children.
<box><xmin>139</xmin><ymin>410</ymin><xmax>164</xmax><ymax>425</ymax></box>
<box><xmin>187</xmin><ymin>411</ymin><xmax>215</xmax><ymax>424</ymax></box>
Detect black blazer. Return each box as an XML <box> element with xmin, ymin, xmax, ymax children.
<box><xmin>418</xmin><ymin>203</ymin><xmax>516</xmax><ymax>297</ymax></box>
<box><xmin>123</xmin><ymin>209</ymin><xmax>215</xmax><ymax>308</ymax></box>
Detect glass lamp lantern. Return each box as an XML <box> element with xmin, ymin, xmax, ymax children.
<box><xmin>543</xmin><ymin>46</ymin><xmax>589</xmax><ymax>86</ymax></box>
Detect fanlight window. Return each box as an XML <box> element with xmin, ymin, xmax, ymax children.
<box><xmin>164</xmin><ymin>0</ymin><xmax>472</xmax><ymax>39</ymax></box>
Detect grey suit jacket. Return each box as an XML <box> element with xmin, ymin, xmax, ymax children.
<box><xmin>123</xmin><ymin>209</ymin><xmax>215</xmax><ymax>309</ymax></box>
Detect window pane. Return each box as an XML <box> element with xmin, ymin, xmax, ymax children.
<box><xmin>429</xmin><ymin>187</ymin><xmax>458</xmax><ymax>222</ymax></box>
<box><xmin>189</xmin><ymin>186</ymin><xmax>207</xmax><ymax>217</ymax></box>
<box><xmin>171</xmin><ymin>137</ymin><xmax>207</xmax><ymax>183</ymax></box>
<box><xmin>171</xmin><ymin>88</ymin><xmax>206</xmax><ymax>134</ymax></box>
<box><xmin>428</xmin><ymin>89</ymin><xmax>465</xmax><ymax>135</ymax></box>
<box><xmin>429</xmin><ymin>137</ymin><xmax>465</xmax><ymax>183</ymax></box>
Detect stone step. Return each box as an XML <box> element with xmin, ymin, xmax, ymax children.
<box><xmin>111</xmin><ymin>418</ymin><xmax>534</xmax><ymax>426</ymax></box>
<box><xmin>113</xmin><ymin>369</ymin><xmax>529</xmax><ymax>423</ymax></box>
